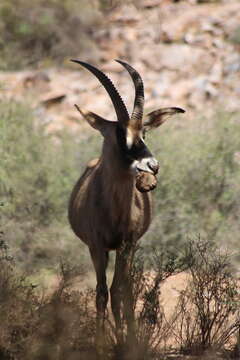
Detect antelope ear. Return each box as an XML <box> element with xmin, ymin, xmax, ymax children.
<box><xmin>74</xmin><ymin>104</ymin><xmax>114</xmax><ymax>136</ymax></box>
<box><xmin>143</xmin><ymin>107</ymin><xmax>185</xmax><ymax>132</ymax></box>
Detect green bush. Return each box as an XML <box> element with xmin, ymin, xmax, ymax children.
<box><xmin>0</xmin><ymin>238</ymin><xmax>97</xmax><ymax>360</ymax></box>
<box><xmin>0</xmin><ymin>0</ymin><xmax>101</xmax><ymax>69</ymax></box>
<box><xmin>0</xmin><ymin>100</ymin><xmax>100</xmax><ymax>273</ymax></box>
<box><xmin>230</xmin><ymin>26</ymin><xmax>240</xmax><ymax>46</ymax></box>
<box><xmin>172</xmin><ymin>238</ymin><xmax>240</xmax><ymax>354</ymax></box>
<box><xmin>143</xmin><ymin>111</ymin><xmax>240</xmax><ymax>258</ymax></box>
<box><xmin>0</xmin><ymin>0</ymin><xmax>137</xmax><ymax>69</ymax></box>
<box><xmin>1</xmin><ymin>100</ymin><xmax>75</xmax><ymax>224</ymax></box>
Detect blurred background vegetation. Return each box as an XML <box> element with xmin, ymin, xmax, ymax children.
<box><xmin>145</xmin><ymin>111</ymin><xmax>240</xmax><ymax>260</ymax></box>
<box><xmin>0</xmin><ymin>100</ymin><xmax>99</xmax><ymax>279</ymax></box>
<box><xmin>0</xmin><ymin>0</ymin><xmax>96</xmax><ymax>69</ymax></box>
<box><xmin>0</xmin><ymin>0</ymin><xmax>134</xmax><ymax>69</ymax></box>
<box><xmin>1</xmin><ymin>100</ymin><xmax>240</xmax><ymax>277</ymax></box>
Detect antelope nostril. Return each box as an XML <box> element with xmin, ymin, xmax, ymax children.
<box><xmin>148</xmin><ymin>160</ymin><xmax>159</xmax><ymax>174</ymax></box>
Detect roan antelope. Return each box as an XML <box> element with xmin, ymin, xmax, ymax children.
<box><xmin>68</xmin><ymin>60</ymin><xmax>185</xmax><ymax>347</ymax></box>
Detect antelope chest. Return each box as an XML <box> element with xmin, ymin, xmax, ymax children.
<box><xmin>68</xmin><ymin>166</ymin><xmax>153</xmax><ymax>249</ymax></box>
<box><xmin>103</xmin><ymin>190</ymin><xmax>153</xmax><ymax>248</ymax></box>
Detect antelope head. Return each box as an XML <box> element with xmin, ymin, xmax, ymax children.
<box><xmin>72</xmin><ymin>59</ymin><xmax>185</xmax><ymax>183</ymax></box>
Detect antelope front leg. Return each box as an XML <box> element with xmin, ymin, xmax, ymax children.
<box><xmin>121</xmin><ymin>242</ymin><xmax>137</xmax><ymax>346</ymax></box>
<box><xmin>111</xmin><ymin>241</ymin><xmax>137</xmax><ymax>347</ymax></box>
<box><xmin>110</xmin><ymin>251</ymin><xmax>124</xmax><ymax>345</ymax></box>
<box><xmin>89</xmin><ymin>247</ymin><xmax>109</xmax><ymax>350</ymax></box>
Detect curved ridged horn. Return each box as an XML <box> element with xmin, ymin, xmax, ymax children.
<box><xmin>71</xmin><ymin>60</ymin><xmax>129</xmax><ymax>126</ymax></box>
<box><xmin>115</xmin><ymin>60</ymin><xmax>144</xmax><ymax>130</ymax></box>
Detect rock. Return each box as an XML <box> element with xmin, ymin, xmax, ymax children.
<box><xmin>209</xmin><ymin>61</ymin><xmax>223</xmax><ymax>85</ymax></box>
<box><xmin>101</xmin><ymin>61</ymin><xmax>125</xmax><ymax>73</ymax></box>
<box><xmin>40</xmin><ymin>93</ymin><xmax>66</xmax><ymax>108</ymax></box>
<box><xmin>224</xmin><ymin>53</ymin><xmax>240</xmax><ymax>74</ymax></box>
<box><xmin>109</xmin><ymin>4</ymin><xmax>140</xmax><ymax>24</ymax></box>
<box><xmin>142</xmin><ymin>0</ymin><xmax>162</xmax><ymax>9</ymax></box>
<box><xmin>141</xmin><ymin>44</ymin><xmax>209</xmax><ymax>73</ymax></box>
<box><xmin>23</xmin><ymin>71</ymin><xmax>50</xmax><ymax>90</ymax></box>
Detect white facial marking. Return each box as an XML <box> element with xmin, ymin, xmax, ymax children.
<box><xmin>136</xmin><ymin>157</ymin><xmax>154</xmax><ymax>173</ymax></box>
<box><xmin>131</xmin><ymin>160</ymin><xmax>138</xmax><ymax>171</ymax></box>
<box><xmin>126</xmin><ymin>128</ymin><xmax>134</xmax><ymax>149</ymax></box>
<box><xmin>140</xmin><ymin>135</ymin><xmax>145</xmax><ymax>144</ymax></box>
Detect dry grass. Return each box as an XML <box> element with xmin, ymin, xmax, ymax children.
<box><xmin>169</xmin><ymin>239</ymin><xmax>240</xmax><ymax>357</ymax></box>
<box><xmin>0</xmin><ymin>235</ymin><xmax>239</xmax><ymax>359</ymax></box>
<box><xmin>0</xmin><ymin>238</ymin><xmax>97</xmax><ymax>360</ymax></box>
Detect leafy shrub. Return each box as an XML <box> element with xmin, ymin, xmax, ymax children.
<box><xmin>171</xmin><ymin>238</ymin><xmax>240</xmax><ymax>355</ymax></box>
<box><xmin>132</xmin><ymin>247</ymin><xmax>183</xmax><ymax>358</ymax></box>
<box><xmin>230</xmin><ymin>26</ymin><xmax>240</xmax><ymax>46</ymax></box>
<box><xmin>0</xmin><ymin>236</ymin><xmax>38</xmax><ymax>359</ymax></box>
<box><xmin>110</xmin><ymin>241</ymin><xmax>239</xmax><ymax>359</ymax></box>
<box><xmin>0</xmin><ymin>0</ymin><xmax>138</xmax><ymax>69</ymax></box>
<box><xmin>0</xmin><ymin>100</ymin><xmax>100</xmax><ymax>273</ymax></box>
<box><xmin>0</xmin><ymin>236</ymin><xmax>97</xmax><ymax>360</ymax></box>
<box><xmin>0</xmin><ymin>0</ymin><xmax>101</xmax><ymax>69</ymax></box>
<box><xmin>144</xmin><ymin>111</ymin><xmax>240</xmax><ymax>259</ymax></box>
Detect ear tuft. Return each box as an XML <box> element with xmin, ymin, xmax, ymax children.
<box><xmin>74</xmin><ymin>104</ymin><xmax>114</xmax><ymax>135</ymax></box>
<box><xmin>74</xmin><ymin>104</ymin><xmax>95</xmax><ymax>125</ymax></box>
<box><xmin>74</xmin><ymin>104</ymin><xmax>86</xmax><ymax>117</ymax></box>
<box><xmin>171</xmin><ymin>107</ymin><xmax>185</xmax><ymax>114</ymax></box>
<box><xmin>144</xmin><ymin>106</ymin><xmax>185</xmax><ymax>131</ymax></box>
